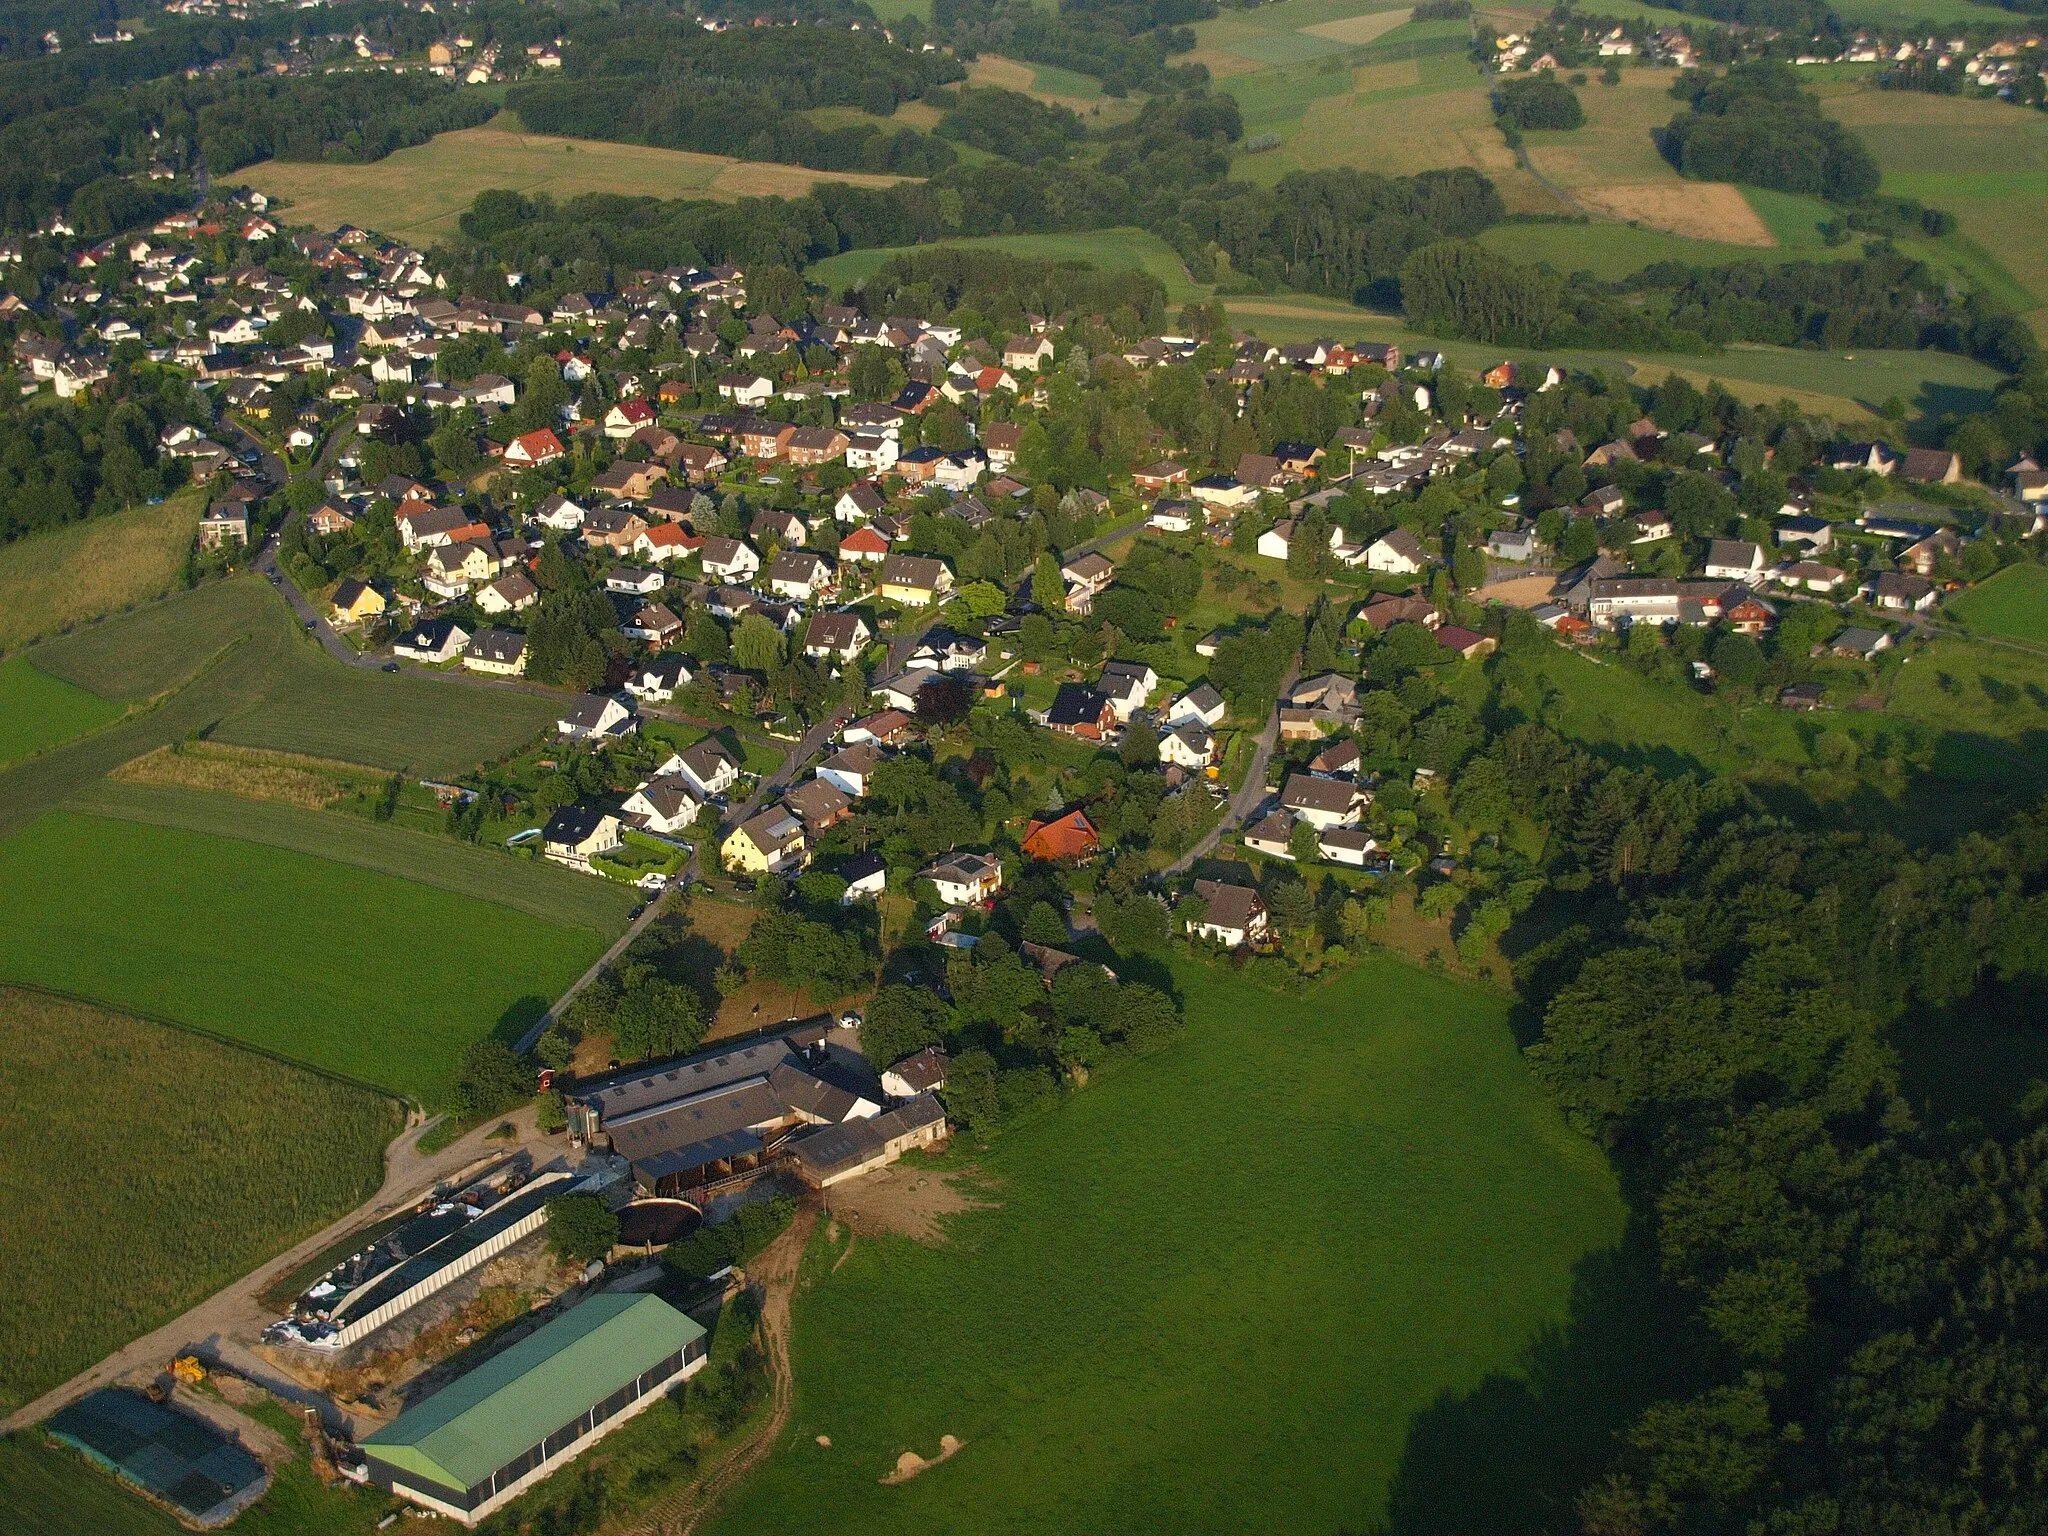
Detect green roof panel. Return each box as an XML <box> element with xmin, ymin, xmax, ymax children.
<box><xmin>362</xmin><ymin>1292</ymin><xmax>704</xmax><ymax>1492</ymax></box>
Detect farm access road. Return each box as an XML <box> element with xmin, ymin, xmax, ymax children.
<box><xmin>0</xmin><ymin>1105</ymin><xmax>564</xmax><ymax>1438</ymax></box>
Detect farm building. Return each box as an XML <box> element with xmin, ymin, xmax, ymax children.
<box><xmin>566</xmin><ymin>1027</ymin><xmax>887</xmax><ymax>1195</ymax></box>
<box><xmin>786</xmin><ymin>1093</ymin><xmax>947</xmax><ymax>1187</ymax></box>
<box><xmin>360</xmin><ymin>1294</ymin><xmax>707</xmax><ymax>1525</ymax></box>
<box><xmin>47</xmin><ymin>1389</ymin><xmax>268</xmax><ymax>1526</ymax></box>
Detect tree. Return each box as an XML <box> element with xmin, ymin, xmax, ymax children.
<box><xmin>456</xmin><ymin>1038</ymin><xmax>532</xmax><ymax>1117</ymax></box>
<box><xmin>1289</xmin><ymin>818</ymin><xmax>1321</xmax><ymax>863</ymax></box>
<box><xmin>1710</xmin><ymin>630</ymin><xmax>1764</xmax><ymax>692</ymax></box>
<box><xmin>1034</xmin><ymin>549</ymin><xmax>1067</xmax><ymax>614</ymax></box>
<box><xmin>732</xmin><ymin>612</ymin><xmax>787</xmax><ymax>673</ymax></box>
<box><xmin>1420</xmin><ymin>882</ymin><xmax>1462</xmax><ymax>921</ymax></box>
<box><xmin>1559</xmin><ymin>515</ymin><xmax>1601</xmax><ymax>565</ymax></box>
<box><xmin>958</xmin><ymin>580</ymin><xmax>1007</xmax><ymax>619</ymax></box>
<box><xmin>1120</xmin><ymin>718</ymin><xmax>1159</xmax><ymax>769</ymax></box>
<box><xmin>915</xmin><ymin>674</ymin><xmax>974</xmax><ymax>726</ymax></box>
<box><xmin>1452</xmin><ymin>540</ymin><xmax>1485</xmax><ymax>592</ymax></box>
<box><xmin>1023</xmin><ymin>900</ymin><xmax>1070</xmax><ymax>946</ymax></box>
<box><xmin>545</xmin><ymin>1194</ymin><xmax>619</xmax><ymax>1264</ymax></box>
<box><xmin>941</xmin><ymin>1048</ymin><xmax>1001</xmax><ymax>1130</ymax></box>
<box><xmin>611</xmin><ymin>976</ymin><xmax>704</xmax><ymax>1061</ymax></box>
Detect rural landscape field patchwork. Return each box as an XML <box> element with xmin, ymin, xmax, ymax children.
<box><xmin>4</xmin><ymin>0</ymin><xmax>2048</xmax><ymax>1530</ymax></box>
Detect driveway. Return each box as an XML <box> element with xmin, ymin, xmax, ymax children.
<box><xmin>1166</xmin><ymin>658</ymin><xmax>1299</xmax><ymax>875</ymax></box>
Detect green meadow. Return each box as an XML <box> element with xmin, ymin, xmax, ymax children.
<box><xmin>0</xmin><ymin>811</ymin><xmax>610</xmax><ymax>1103</ymax></box>
<box><xmin>810</xmin><ymin>226</ymin><xmax>1207</xmax><ymax>303</ymax></box>
<box><xmin>0</xmin><ymin>656</ymin><xmax>125</xmax><ymax>767</ymax></box>
<box><xmin>1945</xmin><ymin>562</ymin><xmax>2048</xmax><ymax>648</ymax></box>
<box><xmin>707</xmin><ymin>954</ymin><xmax>1644</xmax><ymax>1536</ymax></box>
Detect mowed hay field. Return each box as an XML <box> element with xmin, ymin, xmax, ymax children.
<box><xmin>707</xmin><ymin>954</ymin><xmax>1642</xmax><ymax>1536</ymax></box>
<box><xmin>0</xmin><ymin>811</ymin><xmax>613</xmax><ymax>1102</ymax></box>
<box><xmin>1946</xmin><ymin>561</ymin><xmax>2048</xmax><ymax>647</ymax></box>
<box><xmin>0</xmin><ymin>656</ymin><xmax>124</xmax><ymax>767</ymax></box>
<box><xmin>1821</xmin><ymin>86</ymin><xmax>2048</xmax><ymax>335</ymax></box>
<box><xmin>0</xmin><ymin>988</ymin><xmax>400</xmax><ymax>1417</ymax></box>
<box><xmin>0</xmin><ymin>491</ymin><xmax>202</xmax><ymax>654</ymax></box>
<box><xmin>811</xmin><ymin>226</ymin><xmax>1207</xmax><ymax>302</ymax></box>
<box><xmin>238</xmin><ymin>112</ymin><xmax>915</xmax><ymax>246</ymax></box>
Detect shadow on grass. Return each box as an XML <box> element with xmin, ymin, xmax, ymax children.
<box><xmin>1363</xmin><ymin>1221</ymin><xmax>1692</xmax><ymax>1536</ymax></box>
<box><xmin>494</xmin><ymin>993</ymin><xmax>550</xmax><ymax>1045</ymax></box>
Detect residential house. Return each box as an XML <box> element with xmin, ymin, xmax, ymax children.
<box><xmin>330</xmin><ymin>577</ymin><xmax>386</xmax><ymax>624</ymax></box>
<box><xmin>1318</xmin><ymin>827</ymin><xmax>1379</xmax><ymax>866</ymax></box>
<box><xmin>1899</xmin><ymin>528</ymin><xmax>1964</xmax><ymax>576</ymax></box>
<box><xmin>1096</xmin><ymin>660</ymin><xmax>1159</xmax><ymax>722</ymax></box>
<box><xmin>602</xmin><ymin>398</ymin><xmax>657</xmax><ymax>439</ymax></box>
<box><xmin>1359</xmin><ymin>594</ymin><xmax>1440</xmax><ymax>632</ymax></box>
<box><xmin>919</xmin><ymin>851</ymin><xmax>1004</xmax><ymax>906</ymax></box>
<box><xmin>699</xmin><ymin>537</ymin><xmax>762</xmax><ymax>584</ymax></box>
<box><xmin>1704</xmin><ymin>539</ymin><xmax>1767</xmax><ymax>583</ymax></box>
<box><xmin>462</xmin><ymin>627</ymin><xmax>527</xmax><ymax>676</ymax></box>
<box><xmin>504</xmin><ymin>428</ymin><xmax>565</xmax><ymax>467</ymax></box>
<box><xmin>1309</xmin><ymin>738</ymin><xmax>1361</xmax><ymax>777</ymax></box>
<box><xmin>1831</xmin><ymin>626</ymin><xmax>1892</xmax><ymax>660</ymax></box>
<box><xmin>1777</xmin><ymin>515</ymin><xmax>1833</xmax><ymax>551</ymax></box>
<box><xmin>1366</xmin><ymin>528</ymin><xmax>1428</xmax><ymax>574</ymax></box>
<box><xmin>1435</xmin><ymin>624</ymin><xmax>1498</xmax><ymax>659</ymax></box>
<box><xmin>1167</xmin><ymin>682</ymin><xmax>1226</xmax><ymax>727</ymax></box>
<box><xmin>783</xmin><ymin>427</ymin><xmax>849</xmax><ymax>467</ymax></box>
<box><xmin>1159</xmin><ymin>721</ymin><xmax>1216</xmax><ymax>769</ymax></box>
<box><xmin>878</xmin><ymin>553</ymin><xmax>953</xmax><ymax>607</ymax></box>
<box><xmin>1281</xmin><ymin>773</ymin><xmax>1366</xmax><ymax>829</ymax></box>
<box><xmin>1060</xmin><ymin>552</ymin><xmax>1116</xmax><ymax>613</ymax></box>
<box><xmin>557</xmin><ymin>693</ymin><xmax>639</xmax><ymax>741</ymax></box>
<box><xmin>542</xmin><ymin>805</ymin><xmax>624</xmax><ymax>871</ymax></box>
<box><xmin>767</xmin><ymin>551</ymin><xmax>835</xmax><ymax>604</ymax></box>
<box><xmin>722</xmin><ymin>807</ymin><xmax>807</xmax><ymax>874</ymax></box>
<box><xmin>804</xmin><ymin>611</ymin><xmax>872</xmax><ymax>664</ymax></box>
<box><xmin>839</xmin><ymin>524</ymin><xmax>892</xmax><ymax>564</ymax></box>
<box><xmin>626</xmin><ymin>654</ymin><xmax>693</xmax><ymax>702</ymax></box>
<box><xmin>816</xmin><ymin>742</ymin><xmax>885</xmax><ymax>798</ymax></box>
<box><xmin>1901</xmin><ymin>448</ymin><xmax>1962</xmax><ymax>484</ymax></box>
<box><xmin>784</xmin><ymin>778</ymin><xmax>854</xmax><ymax>836</ymax></box>
<box><xmin>880</xmin><ymin>1046</ymin><xmax>949</xmax><ymax>1100</ymax></box>
<box><xmin>1188</xmin><ymin>880</ymin><xmax>1267</xmax><ymax>948</ymax></box>
<box><xmin>1487</xmin><ymin>528</ymin><xmax>1538</xmax><ymax>563</ymax></box>
<box><xmin>670</xmin><ymin>738</ymin><xmax>741</xmax><ymax>800</ymax></box>
<box><xmin>1044</xmin><ymin>685</ymin><xmax>1116</xmax><ymax>740</ymax></box>
<box><xmin>478</xmin><ymin>572</ymin><xmax>539</xmax><ymax>614</ymax></box>
<box><xmin>1020</xmin><ymin>810</ymin><xmax>1100</xmax><ymax>864</ymax></box>
<box><xmin>839</xmin><ymin>851</ymin><xmax>889</xmax><ymax>903</ymax></box>
<box><xmin>199</xmin><ymin>502</ymin><xmax>249</xmax><ymax>549</ymax></box>
<box><xmin>1864</xmin><ymin>571</ymin><xmax>1937</xmax><ymax>611</ymax></box>
<box><xmin>716</xmin><ymin>374</ymin><xmax>774</xmax><ymax>408</ymax></box>
<box><xmin>392</xmin><ymin>617</ymin><xmax>471</xmax><ymax>664</ymax></box>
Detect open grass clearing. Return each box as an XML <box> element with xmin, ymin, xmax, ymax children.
<box><xmin>811</xmin><ymin>226</ymin><xmax>1205</xmax><ymax>303</ymax></box>
<box><xmin>1945</xmin><ymin>562</ymin><xmax>2048</xmax><ymax>648</ymax></box>
<box><xmin>0</xmin><ymin>810</ymin><xmax>614</xmax><ymax>1102</ymax></box>
<box><xmin>0</xmin><ymin>988</ymin><xmax>399</xmax><ymax>1419</ymax></box>
<box><xmin>109</xmin><ymin>740</ymin><xmax>388</xmax><ymax>810</ymax></box>
<box><xmin>1479</xmin><ymin>221</ymin><xmax>1792</xmax><ymax>279</ymax></box>
<box><xmin>706</xmin><ymin>953</ymin><xmax>1638</xmax><ymax>1536</ymax></box>
<box><xmin>1830</xmin><ymin>0</ymin><xmax>2020</xmax><ymax>25</ymax></box>
<box><xmin>0</xmin><ymin>492</ymin><xmax>202</xmax><ymax>655</ymax></box>
<box><xmin>0</xmin><ymin>656</ymin><xmax>125</xmax><ymax>767</ymax></box>
<box><xmin>236</xmin><ymin>112</ymin><xmax>913</xmax><ymax>246</ymax></box>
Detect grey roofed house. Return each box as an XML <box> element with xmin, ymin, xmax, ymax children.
<box><xmin>393</xmin><ymin>617</ymin><xmax>470</xmax><ymax>661</ymax></box>
<box><xmin>883</xmin><ymin>1045</ymin><xmax>949</xmax><ymax>1095</ymax></box>
<box><xmin>464</xmin><ymin>627</ymin><xmax>525</xmax><ymax>667</ymax></box>
<box><xmin>1831</xmin><ymin>625</ymin><xmax>1891</xmax><ymax>660</ymax></box>
<box><xmin>804</xmin><ymin>611</ymin><xmax>869</xmax><ymax>657</ymax></box>
<box><xmin>782</xmin><ymin>777</ymin><xmax>852</xmax><ymax>833</ymax></box>
<box><xmin>1192</xmin><ymin>879</ymin><xmax>1261</xmax><ymax>930</ymax></box>
<box><xmin>542</xmin><ymin>803</ymin><xmax>614</xmax><ymax>851</ymax></box>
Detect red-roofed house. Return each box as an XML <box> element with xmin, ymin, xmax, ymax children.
<box><xmin>505</xmin><ymin>428</ymin><xmax>565</xmax><ymax>467</ymax></box>
<box><xmin>1021</xmin><ymin>810</ymin><xmax>1100</xmax><ymax>864</ymax></box>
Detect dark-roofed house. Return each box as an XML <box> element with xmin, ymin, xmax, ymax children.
<box><xmin>462</xmin><ymin>627</ymin><xmax>527</xmax><ymax>676</ymax></box>
<box><xmin>881</xmin><ymin>1047</ymin><xmax>949</xmax><ymax>1099</ymax></box>
<box><xmin>1189</xmin><ymin>880</ymin><xmax>1267</xmax><ymax>948</ymax></box>
<box><xmin>361</xmin><ymin>1293</ymin><xmax>708</xmax><ymax>1524</ymax></box>
<box><xmin>1043</xmin><ymin>684</ymin><xmax>1116</xmax><ymax>741</ymax></box>
<box><xmin>803</xmin><ymin>610</ymin><xmax>871</xmax><ymax>663</ymax></box>
<box><xmin>542</xmin><ymin>805</ymin><xmax>623</xmax><ymax>870</ymax></box>
<box><xmin>393</xmin><ymin>617</ymin><xmax>471</xmax><ymax>664</ymax></box>
<box><xmin>783</xmin><ymin>778</ymin><xmax>852</xmax><ymax>835</ymax></box>
<box><xmin>557</xmin><ymin>693</ymin><xmax>638</xmax><ymax>741</ymax></box>
<box><xmin>566</xmin><ymin>1030</ymin><xmax>882</xmax><ymax>1196</ymax></box>
<box><xmin>1281</xmin><ymin>772</ymin><xmax>1366</xmax><ymax>830</ymax></box>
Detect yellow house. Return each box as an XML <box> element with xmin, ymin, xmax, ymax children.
<box><xmin>721</xmin><ymin>807</ymin><xmax>807</xmax><ymax>874</ymax></box>
<box><xmin>330</xmin><ymin>577</ymin><xmax>386</xmax><ymax>624</ymax></box>
<box><xmin>877</xmin><ymin>552</ymin><xmax>954</xmax><ymax>608</ymax></box>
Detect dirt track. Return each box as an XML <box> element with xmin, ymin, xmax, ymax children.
<box><xmin>627</xmin><ymin>1203</ymin><xmax>818</xmax><ymax>1536</ymax></box>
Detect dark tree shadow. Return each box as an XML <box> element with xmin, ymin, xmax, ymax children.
<box><xmin>1366</xmin><ymin>1219</ymin><xmax>1693</xmax><ymax>1536</ymax></box>
<box><xmin>493</xmin><ymin>994</ymin><xmax>549</xmax><ymax>1044</ymax></box>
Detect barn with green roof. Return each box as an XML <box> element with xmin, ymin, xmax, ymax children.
<box><xmin>360</xmin><ymin>1292</ymin><xmax>706</xmax><ymax>1523</ymax></box>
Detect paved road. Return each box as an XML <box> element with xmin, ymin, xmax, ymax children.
<box><xmin>1165</xmin><ymin>658</ymin><xmax>1300</xmax><ymax>876</ymax></box>
<box><xmin>0</xmin><ymin>1105</ymin><xmax>566</xmax><ymax>1437</ymax></box>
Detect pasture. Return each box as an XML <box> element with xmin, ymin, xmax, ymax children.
<box><xmin>810</xmin><ymin>226</ymin><xmax>1206</xmax><ymax>303</ymax></box>
<box><xmin>965</xmin><ymin>55</ymin><xmax>1137</xmax><ymax>125</ymax></box>
<box><xmin>236</xmin><ymin>112</ymin><xmax>913</xmax><ymax>247</ymax></box>
<box><xmin>1821</xmin><ymin>86</ymin><xmax>2048</xmax><ymax>335</ymax></box>
<box><xmin>1946</xmin><ymin>562</ymin><xmax>2048</xmax><ymax>647</ymax></box>
<box><xmin>0</xmin><ymin>492</ymin><xmax>202</xmax><ymax>654</ymax></box>
<box><xmin>706</xmin><ymin>954</ymin><xmax>1641</xmax><ymax>1536</ymax></box>
<box><xmin>0</xmin><ymin>988</ymin><xmax>399</xmax><ymax>1418</ymax></box>
<box><xmin>0</xmin><ymin>656</ymin><xmax>124</xmax><ymax>767</ymax></box>
<box><xmin>0</xmin><ymin>811</ymin><xmax>614</xmax><ymax>1102</ymax></box>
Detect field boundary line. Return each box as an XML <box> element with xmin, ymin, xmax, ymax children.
<box><xmin>0</xmin><ymin>980</ymin><xmax>409</xmax><ymax>1108</ymax></box>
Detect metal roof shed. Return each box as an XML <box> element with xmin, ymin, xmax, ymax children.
<box><xmin>362</xmin><ymin>1294</ymin><xmax>707</xmax><ymax>1524</ymax></box>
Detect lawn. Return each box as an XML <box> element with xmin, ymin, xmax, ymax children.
<box><xmin>1946</xmin><ymin>562</ymin><xmax>2048</xmax><ymax>647</ymax></box>
<box><xmin>0</xmin><ymin>492</ymin><xmax>202</xmax><ymax>654</ymax></box>
<box><xmin>0</xmin><ymin>656</ymin><xmax>125</xmax><ymax>767</ymax></box>
<box><xmin>0</xmin><ymin>988</ymin><xmax>400</xmax><ymax>1419</ymax></box>
<box><xmin>0</xmin><ymin>812</ymin><xmax>615</xmax><ymax>1103</ymax></box>
<box><xmin>237</xmin><ymin>112</ymin><xmax>913</xmax><ymax>247</ymax></box>
<box><xmin>706</xmin><ymin>953</ymin><xmax>1647</xmax><ymax>1536</ymax></box>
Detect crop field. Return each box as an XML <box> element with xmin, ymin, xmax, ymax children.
<box><xmin>1821</xmin><ymin>86</ymin><xmax>2048</xmax><ymax>335</ymax></box>
<box><xmin>707</xmin><ymin>954</ymin><xmax>1643</xmax><ymax>1536</ymax></box>
<box><xmin>1946</xmin><ymin>562</ymin><xmax>2048</xmax><ymax>647</ymax></box>
<box><xmin>0</xmin><ymin>811</ymin><xmax>615</xmax><ymax>1102</ymax></box>
<box><xmin>0</xmin><ymin>656</ymin><xmax>124</xmax><ymax>767</ymax></box>
<box><xmin>0</xmin><ymin>988</ymin><xmax>399</xmax><ymax>1419</ymax></box>
<box><xmin>964</xmin><ymin>55</ymin><xmax>1136</xmax><ymax>124</ymax></box>
<box><xmin>237</xmin><ymin>112</ymin><xmax>914</xmax><ymax>247</ymax></box>
<box><xmin>0</xmin><ymin>492</ymin><xmax>202</xmax><ymax>654</ymax></box>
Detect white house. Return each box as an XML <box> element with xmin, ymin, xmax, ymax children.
<box><xmin>920</xmin><ymin>851</ymin><xmax>1003</xmax><ymax>906</ymax></box>
<box><xmin>1159</xmin><ymin>722</ymin><xmax>1216</xmax><ymax>769</ymax></box>
<box><xmin>816</xmin><ymin>742</ymin><xmax>884</xmax><ymax>798</ymax></box>
<box><xmin>1096</xmin><ymin>660</ymin><xmax>1159</xmax><ymax>722</ymax></box>
<box><xmin>1366</xmin><ymin>528</ymin><xmax>1428</xmax><ymax>575</ymax></box>
<box><xmin>699</xmin><ymin>536</ymin><xmax>762</xmax><ymax>583</ymax></box>
<box><xmin>1167</xmin><ymin>682</ymin><xmax>1226</xmax><ymax>727</ymax></box>
<box><xmin>557</xmin><ymin>693</ymin><xmax>639</xmax><ymax>741</ymax></box>
<box><xmin>622</xmin><ymin>776</ymin><xmax>701</xmax><ymax>834</ymax></box>
<box><xmin>1188</xmin><ymin>880</ymin><xmax>1267</xmax><ymax>948</ymax></box>
<box><xmin>1280</xmin><ymin>772</ymin><xmax>1366</xmax><ymax>830</ymax></box>
<box><xmin>1704</xmin><ymin>539</ymin><xmax>1766</xmax><ymax>583</ymax></box>
<box><xmin>666</xmin><ymin>738</ymin><xmax>741</xmax><ymax>800</ymax></box>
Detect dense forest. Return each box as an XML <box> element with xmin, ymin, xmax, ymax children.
<box><xmin>1497</xmin><ymin>74</ymin><xmax>1585</xmax><ymax>131</ymax></box>
<box><xmin>0</xmin><ymin>364</ymin><xmax>200</xmax><ymax>541</ymax></box>
<box><xmin>503</xmin><ymin>21</ymin><xmax>964</xmax><ymax>177</ymax></box>
<box><xmin>1660</xmin><ymin>61</ymin><xmax>1881</xmax><ymax>203</ymax></box>
<box><xmin>929</xmin><ymin>0</ymin><xmax>1215</xmax><ymax>96</ymax></box>
<box><xmin>1518</xmin><ymin>787</ymin><xmax>2048</xmax><ymax>1533</ymax></box>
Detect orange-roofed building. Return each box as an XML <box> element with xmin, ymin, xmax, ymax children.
<box><xmin>505</xmin><ymin>427</ymin><xmax>566</xmax><ymax>467</ymax></box>
<box><xmin>1021</xmin><ymin>809</ymin><xmax>1100</xmax><ymax>865</ymax></box>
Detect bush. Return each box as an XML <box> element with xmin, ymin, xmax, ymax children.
<box><xmin>456</xmin><ymin>1038</ymin><xmax>532</xmax><ymax>1117</ymax></box>
<box><xmin>662</xmin><ymin>1194</ymin><xmax>797</xmax><ymax>1279</ymax></box>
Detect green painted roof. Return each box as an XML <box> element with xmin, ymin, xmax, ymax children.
<box><xmin>362</xmin><ymin>1293</ymin><xmax>703</xmax><ymax>1492</ymax></box>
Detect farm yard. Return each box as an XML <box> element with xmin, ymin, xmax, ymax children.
<box><xmin>0</xmin><ymin>491</ymin><xmax>203</xmax><ymax>654</ymax></box>
<box><xmin>0</xmin><ymin>988</ymin><xmax>400</xmax><ymax>1419</ymax></box>
<box><xmin>236</xmin><ymin>112</ymin><xmax>915</xmax><ymax>248</ymax></box>
<box><xmin>0</xmin><ymin>810</ymin><xmax>614</xmax><ymax>1102</ymax></box>
<box><xmin>705</xmin><ymin>955</ymin><xmax>1640</xmax><ymax>1536</ymax></box>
